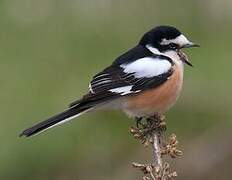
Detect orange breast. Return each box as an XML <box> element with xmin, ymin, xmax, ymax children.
<box><xmin>125</xmin><ymin>65</ymin><xmax>183</xmax><ymax>117</ymax></box>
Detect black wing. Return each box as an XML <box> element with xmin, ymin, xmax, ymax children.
<box><xmin>69</xmin><ymin>54</ymin><xmax>174</xmax><ymax>108</ymax></box>
<box><xmin>89</xmin><ymin>64</ymin><xmax>173</xmax><ymax>94</ymax></box>
<box><xmin>113</xmin><ymin>45</ymin><xmax>153</xmax><ymax>65</ymax></box>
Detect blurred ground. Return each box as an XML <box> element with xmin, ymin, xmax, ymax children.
<box><xmin>0</xmin><ymin>0</ymin><xmax>232</xmax><ymax>179</ymax></box>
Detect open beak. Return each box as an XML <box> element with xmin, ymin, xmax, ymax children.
<box><xmin>179</xmin><ymin>42</ymin><xmax>199</xmax><ymax>67</ymax></box>
<box><xmin>177</xmin><ymin>50</ymin><xmax>193</xmax><ymax>67</ymax></box>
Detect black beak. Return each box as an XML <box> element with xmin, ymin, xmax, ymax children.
<box><xmin>181</xmin><ymin>42</ymin><xmax>200</xmax><ymax>49</ymax></box>
<box><xmin>177</xmin><ymin>50</ymin><xmax>194</xmax><ymax>67</ymax></box>
<box><xmin>179</xmin><ymin>42</ymin><xmax>199</xmax><ymax>67</ymax></box>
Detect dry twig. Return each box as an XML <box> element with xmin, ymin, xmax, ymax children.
<box><xmin>131</xmin><ymin>115</ymin><xmax>182</xmax><ymax>180</ymax></box>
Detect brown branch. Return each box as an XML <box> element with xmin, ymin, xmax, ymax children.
<box><xmin>152</xmin><ymin>132</ymin><xmax>163</xmax><ymax>168</ymax></box>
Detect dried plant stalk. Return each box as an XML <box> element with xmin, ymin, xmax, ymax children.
<box><xmin>131</xmin><ymin>115</ymin><xmax>182</xmax><ymax>180</ymax></box>
<box><xmin>152</xmin><ymin>133</ymin><xmax>162</xmax><ymax>168</ymax></box>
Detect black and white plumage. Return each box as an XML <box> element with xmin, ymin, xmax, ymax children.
<box><xmin>89</xmin><ymin>52</ymin><xmax>174</xmax><ymax>95</ymax></box>
<box><xmin>20</xmin><ymin>26</ymin><xmax>199</xmax><ymax>137</ymax></box>
<box><xmin>69</xmin><ymin>46</ymin><xmax>174</xmax><ymax>108</ymax></box>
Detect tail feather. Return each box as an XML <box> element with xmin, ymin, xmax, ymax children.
<box><xmin>20</xmin><ymin>106</ymin><xmax>90</xmax><ymax>137</ymax></box>
<box><xmin>20</xmin><ymin>90</ymin><xmax>120</xmax><ymax>137</ymax></box>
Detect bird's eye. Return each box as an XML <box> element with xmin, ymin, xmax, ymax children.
<box><xmin>169</xmin><ymin>43</ymin><xmax>178</xmax><ymax>50</ymax></box>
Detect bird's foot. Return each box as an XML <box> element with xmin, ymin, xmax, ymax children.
<box><xmin>147</xmin><ymin>114</ymin><xmax>167</xmax><ymax>133</ymax></box>
<box><xmin>135</xmin><ymin>117</ymin><xmax>146</xmax><ymax>128</ymax></box>
<box><xmin>130</xmin><ymin>115</ymin><xmax>167</xmax><ymax>146</ymax></box>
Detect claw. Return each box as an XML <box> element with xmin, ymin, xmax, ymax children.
<box><xmin>131</xmin><ymin>115</ymin><xmax>167</xmax><ymax>146</ymax></box>
<box><xmin>135</xmin><ymin>117</ymin><xmax>143</xmax><ymax>128</ymax></box>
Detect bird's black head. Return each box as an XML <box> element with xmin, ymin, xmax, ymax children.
<box><xmin>139</xmin><ymin>26</ymin><xmax>199</xmax><ymax>52</ymax></box>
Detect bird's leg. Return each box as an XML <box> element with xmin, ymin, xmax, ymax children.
<box><xmin>135</xmin><ymin>117</ymin><xmax>144</xmax><ymax>128</ymax></box>
<box><xmin>141</xmin><ymin>114</ymin><xmax>166</xmax><ymax>137</ymax></box>
<box><xmin>131</xmin><ymin>117</ymin><xmax>150</xmax><ymax>145</ymax></box>
<box><xmin>152</xmin><ymin>114</ymin><xmax>167</xmax><ymax>132</ymax></box>
<box><xmin>130</xmin><ymin>114</ymin><xmax>167</xmax><ymax>146</ymax></box>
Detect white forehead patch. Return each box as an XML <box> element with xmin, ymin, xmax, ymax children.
<box><xmin>160</xmin><ymin>34</ymin><xmax>190</xmax><ymax>46</ymax></box>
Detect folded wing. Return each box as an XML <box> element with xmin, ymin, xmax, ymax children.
<box><xmin>69</xmin><ymin>55</ymin><xmax>174</xmax><ymax>108</ymax></box>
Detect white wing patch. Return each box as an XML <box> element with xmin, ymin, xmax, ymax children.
<box><xmin>120</xmin><ymin>57</ymin><xmax>172</xmax><ymax>78</ymax></box>
<box><xmin>109</xmin><ymin>85</ymin><xmax>137</xmax><ymax>95</ymax></box>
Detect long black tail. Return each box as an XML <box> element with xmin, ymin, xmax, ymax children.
<box><xmin>20</xmin><ymin>90</ymin><xmax>120</xmax><ymax>137</ymax></box>
<box><xmin>19</xmin><ymin>106</ymin><xmax>91</xmax><ymax>137</ymax></box>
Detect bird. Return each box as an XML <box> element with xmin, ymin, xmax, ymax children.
<box><xmin>20</xmin><ymin>25</ymin><xmax>199</xmax><ymax>137</ymax></box>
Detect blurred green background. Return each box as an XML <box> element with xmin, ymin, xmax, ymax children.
<box><xmin>1</xmin><ymin>0</ymin><xmax>232</xmax><ymax>179</ymax></box>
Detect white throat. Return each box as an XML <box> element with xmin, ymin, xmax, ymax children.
<box><xmin>145</xmin><ymin>45</ymin><xmax>183</xmax><ymax>66</ymax></box>
<box><xmin>145</xmin><ymin>45</ymin><xmax>162</xmax><ymax>55</ymax></box>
